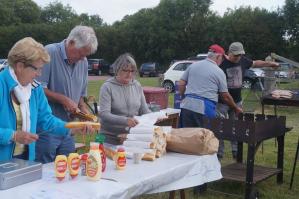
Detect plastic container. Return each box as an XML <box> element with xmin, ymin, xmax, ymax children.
<box><xmin>80</xmin><ymin>153</ymin><xmax>88</xmax><ymax>176</ymax></box>
<box><xmin>54</xmin><ymin>155</ymin><xmax>68</xmax><ymax>181</ymax></box>
<box><xmin>143</xmin><ymin>87</ymin><xmax>169</xmax><ymax>109</ymax></box>
<box><xmin>115</xmin><ymin>147</ymin><xmax>126</xmax><ymax>170</ymax></box>
<box><xmin>67</xmin><ymin>153</ymin><xmax>80</xmax><ymax>179</ymax></box>
<box><xmin>86</xmin><ymin>142</ymin><xmax>102</xmax><ymax>181</ymax></box>
<box><xmin>173</xmin><ymin>81</ymin><xmax>185</xmax><ymax>109</ymax></box>
<box><xmin>95</xmin><ymin>134</ymin><xmax>106</xmax><ymax>172</ymax></box>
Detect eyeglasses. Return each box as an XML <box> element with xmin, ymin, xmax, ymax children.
<box><xmin>26</xmin><ymin>64</ymin><xmax>43</xmax><ymax>73</ymax></box>
<box><xmin>122</xmin><ymin>69</ymin><xmax>136</xmax><ymax>74</ymax></box>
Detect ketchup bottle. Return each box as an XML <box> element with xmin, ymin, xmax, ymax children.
<box><xmin>95</xmin><ymin>134</ymin><xmax>106</xmax><ymax>172</ymax></box>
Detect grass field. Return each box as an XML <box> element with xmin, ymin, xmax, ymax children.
<box><xmin>87</xmin><ymin>77</ymin><xmax>299</xmax><ymax>199</ymax></box>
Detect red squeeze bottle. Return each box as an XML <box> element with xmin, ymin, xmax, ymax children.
<box><xmin>96</xmin><ymin>134</ymin><xmax>106</xmax><ymax>172</ymax></box>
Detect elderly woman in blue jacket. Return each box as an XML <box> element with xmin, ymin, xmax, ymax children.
<box><xmin>0</xmin><ymin>37</ymin><xmax>90</xmax><ymax>161</ymax></box>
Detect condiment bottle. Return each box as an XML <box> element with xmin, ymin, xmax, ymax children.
<box><xmin>54</xmin><ymin>155</ymin><xmax>67</xmax><ymax>181</ymax></box>
<box><xmin>95</xmin><ymin>134</ymin><xmax>106</xmax><ymax>172</ymax></box>
<box><xmin>115</xmin><ymin>147</ymin><xmax>126</xmax><ymax>170</ymax></box>
<box><xmin>80</xmin><ymin>153</ymin><xmax>88</xmax><ymax>176</ymax></box>
<box><xmin>86</xmin><ymin>142</ymin><xmax>102</xmax><ymax>181</ymax></box>
<box><xmin>67</xmin><ymin>153</ymin><xmax>80</xmax><ymax>179</ymax></box>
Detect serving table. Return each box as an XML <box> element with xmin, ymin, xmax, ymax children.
<box><xmin>0</xmin><ymin>152</ymin><xmax>221</xmax><ymax>199</ymax></box>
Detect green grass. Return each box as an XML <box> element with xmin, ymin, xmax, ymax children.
<box><xmin>86</xmin><ymin>77</ymin><xmax>299</xmax><ymax>199</ymax></box>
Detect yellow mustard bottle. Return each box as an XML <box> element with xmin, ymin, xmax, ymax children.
<box><xmin>55</xmin><ymin>155</ymin><xmax>68</xmax><ymax>181</ymax></box>
<box><xmin>68</xmin><ymin>153</ymin><xmax>80</xmax><ymax>179</ymax></box>
<box><xmin>86</xmin><ymin>142</ymin><xmax>102</xmax><ymax>181</ymax></box>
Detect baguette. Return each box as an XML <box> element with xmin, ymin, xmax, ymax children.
<box><xmin>142</xmin><ymin>153</ymin><xmax>156</xmax><ymax>161</ymax></box>
<box><xmin>65</xmin><ymin>121</ymin><xmax>101</xmax><ymax>130</ymax></box>
<box><xmin>104</xmin><ymin>147</ymin><xmax>117</xmax><ymax>160</ymax></box>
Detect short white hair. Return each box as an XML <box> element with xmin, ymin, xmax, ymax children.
<box><xmin>66</xmin><ymin>25</ymin><xmax>98</xmax><ymax>54</ymax></box>
<box><xmin>207</xmin><ymin>51</ymin><xmax>218</xmax><ymax>59</ymax></box>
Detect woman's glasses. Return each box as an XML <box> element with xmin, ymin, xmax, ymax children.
<box><xmin>122</xmin><ymin>69</ymin><xmax>136</xmax><ymax>74</ymax></box>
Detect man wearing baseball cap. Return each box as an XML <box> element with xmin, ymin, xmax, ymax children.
<box><xmin>217</xmin><ymin>42</ymin><xmax>279</xmax><ymax>159</ymax></box>
<box><xmin>178</xmin><ymin>44</ymin><xmax>242</xmax><ymax>129</ymax></box>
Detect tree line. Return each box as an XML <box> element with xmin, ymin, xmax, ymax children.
<box><xmin>0</xmin><ymin>0</ymin><xmax>298</xmax><ymax>70</ymax></box>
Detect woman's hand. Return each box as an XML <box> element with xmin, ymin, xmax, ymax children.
<box><xmin>70</xmin><ymin>124</ymin><xmax>96</xmax><ymax>135</ymax></box>
<box><xmin>127</xmin><ymin>118</ymin><xmax>139</xmax><ymax>127</ymax></box>
<box><xmin>14</xmin><ymin>131</ymin><xmax>39</xmax><ymax>144</ymax></box>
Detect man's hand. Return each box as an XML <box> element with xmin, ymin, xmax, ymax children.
<box><xmin>62</xmin><ymin>96</ymin><xmax>78</xmax><ymax>113</ymax></box>
<box><xmin>15</xmin><ymin>131</ymin><xmax>39</xmax><ymax>144</ymax></box>
<box><xmin>234</xmin><ymin>106</ymin><xmax>243</xmax><ymax>116</ymax></box>
<box><xmin>127</xmin><ymin>118</ymin><xmax>139</xmax><ymax>127</ymax></box>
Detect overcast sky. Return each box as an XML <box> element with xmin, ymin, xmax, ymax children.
<box><xmin>32</xmin><ymin>0</ymin><xmax>285</xmax><ymax>25</ymax></box>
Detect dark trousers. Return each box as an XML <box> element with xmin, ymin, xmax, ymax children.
<box><xmin>180</xmin><ymin>108</ymin><xmax>208</xmax><ymax>193</ymax></box>
<box><xmin>181</xmin><ymin>108</ymin><xmax>204</xmax><ymax>128</ymax></box>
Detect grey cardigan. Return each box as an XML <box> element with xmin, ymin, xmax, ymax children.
<box><xmin>99</xmin><ymin>77</ymin><xmax>151</xmax><ymax>144</ymax></box>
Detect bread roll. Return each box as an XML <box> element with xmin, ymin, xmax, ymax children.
<box><xmin>142</xmin><ymin>153</ymin><xmax>156</xmax><ymax>161</ymax></box>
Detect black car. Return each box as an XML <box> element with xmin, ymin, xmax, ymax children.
<box><xmin>88</xmin><ymin>59</ymin><xmax>110</xmax><ymax>76</ymax></box>
<box><xmin>139</xmin><ymin>62</ymin><xmax>160</xmax><ymax>77</ymax></box>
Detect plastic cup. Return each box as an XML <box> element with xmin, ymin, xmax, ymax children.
<box><xmin>133</xmin><ymin>153</ymin><xmax>143</xmax><ymax>164</ymax></box>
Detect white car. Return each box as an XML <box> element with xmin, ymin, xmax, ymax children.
<box><xmin>161</xmin><ymin>60</ymin><xmax>197</xmax><ymax>92</ymax></box>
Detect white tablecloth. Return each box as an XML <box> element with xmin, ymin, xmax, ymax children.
<box><xmin>0</xmin><ymin>153</ymin><xmax>222</xmax><ymax>199</ymax></box>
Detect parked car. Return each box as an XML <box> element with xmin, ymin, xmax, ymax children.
<box><xmin>275</xmin><ymin>62</ymin><xmax>295</xmax><ymax>79</ymax></box>
<box><xmin>0</xmin><ymin>59</ymin><xmax>8</xmax><ymax>71</ymax></box>
<box><xmin>162</xmin><ymin>60</ymin><xmax>196</xmax><ymax>92</ymax></box>
<box><xmin>109</xmin><ymin>64</ymin><xmax>115</xmax><ymax>76</ymax></box>
<box><xmin>88</xmin><ymin>58</ymin><xmax>110</xmax><ymax>76</ymax></box>
<box><xmin>187</xmin><ymin>53</ymin><xmax>208</xmax><ymax>61</ymax></box>
<box><xmin>243</xmin><ymin>68</ymin><xmax>265</xmax><ymax>89</ymax></box>
<box><xmin>139</xmin><ymin>62</ymin><xmax>161</xmax><ymax>77</ymax></box>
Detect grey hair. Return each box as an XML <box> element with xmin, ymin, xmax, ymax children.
<box><xmin>112</xmin><ymin>53</ymin><xmax>137</xmax><ymax>76</ymax></box>
<box><xmin>207</xmin><ymin>51</ymin><xmax>219</xmax><ymax>60</ymax></box>
<box><xmin>66</xmin><ymin>25</ymin><xmax>98</xmax><ymax>54</ymax></box>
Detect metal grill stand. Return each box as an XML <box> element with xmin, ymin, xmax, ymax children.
<box><xmin>203</xmin><ymin>113</ymin><xmax>286</xmax><ymax>199</ymax></box>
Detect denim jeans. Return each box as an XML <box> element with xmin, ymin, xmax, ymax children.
<box><xmin>35</xmin><ymin>133</ymin><xmax>75</xmax><ymax>163</ymax></box>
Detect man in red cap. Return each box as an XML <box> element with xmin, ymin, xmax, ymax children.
<box><xmin>178</xmin><ymin>44</ymin><xmax>242</xmax><ymax>194</ymax></box>
<box><xmin>178</xmin><ymin>44</ymin><xmax>242</xmax><ymax>129</ymax></box>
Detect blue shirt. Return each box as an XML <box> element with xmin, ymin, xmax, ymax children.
<box><xmin>37</xmin><ymin>40</ymin><xmax>88</xmax><ymax>121</ymax></box>
<box><xmin>0</xmin><ymin>68</ymin><xmax>68</xmax><ymax>161</ymax></box>
<box><xmin>180</xmin><ymin>58</ymin><xmax>228</xmax><ymax>114</ymax></box>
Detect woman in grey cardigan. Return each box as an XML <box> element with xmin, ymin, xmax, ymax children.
<box><xmin>99</xmin><ymin>53</ymin><xmax>151</xmax><ymax>144</ymax></box>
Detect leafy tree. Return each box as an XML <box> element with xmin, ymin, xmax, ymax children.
<box><xmin>219</xmin><ymin>6</ymin><xmax>285</xmax><ymax>59</ymax></box>
<box><xmin>40</xmin><ymin>1</ymin><xmax>76</xmax><ymax>23</ymax></box>
<box><xmin>283</xmin><ymin>0</ymin><xmax>299</xmax><ymax>59</ymax></box>
<box><xmin>0</xmin><ymin>0</ymin><xmax>40</xmax><ymax>25</ymax></box>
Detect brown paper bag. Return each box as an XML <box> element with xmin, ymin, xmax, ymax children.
<box><xmin>166</xmin><ymin>128</ymin><xmax>219</xmax><ymax>155</ymax></box>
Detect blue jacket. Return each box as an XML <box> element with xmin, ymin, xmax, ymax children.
<box><xmin>0</xmin><ymin>67</ymin><xmax>69</xmax><ymax>161</ymax></box>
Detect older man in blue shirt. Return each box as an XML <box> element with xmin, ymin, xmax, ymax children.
<box><xmin>36</xmin><ymin>26</ymin><xmax>98</xmax><ymax>163</ymax></box>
